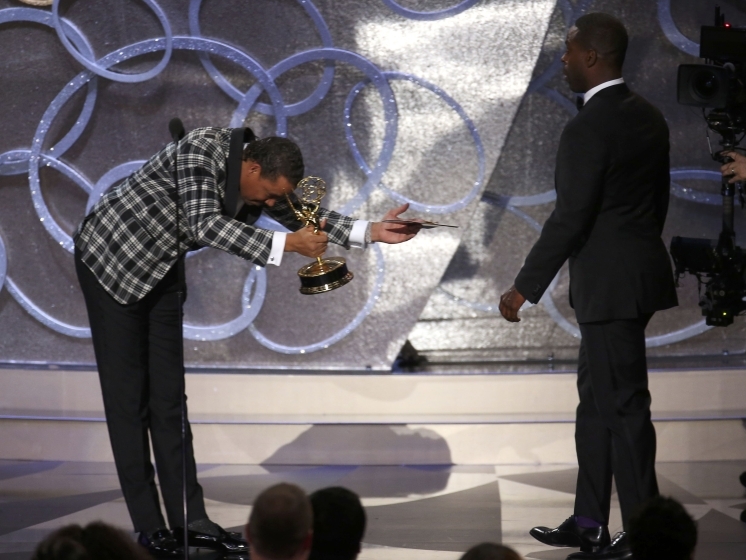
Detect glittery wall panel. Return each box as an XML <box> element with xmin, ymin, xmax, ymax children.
<box><xmin>0</xmin><ymin>0</ymin><xmax>555</xmax><ymax>368</ymax></box>
<box><xmin>411</xmin><ymin>0</ymin><xmax>746</xmax><ymax>362</ymax></box>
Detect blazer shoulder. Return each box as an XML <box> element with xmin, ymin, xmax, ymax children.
<box><xmin>561</xmin><ymin>111</ymin><xmax>605</xmax><ymax>145</ymax></box>
<box><xmin>578</xmin><ymin>88</ymin><xmax>668</xmax><ymax>133</ymax></box>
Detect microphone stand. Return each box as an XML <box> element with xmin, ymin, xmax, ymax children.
<box><xmin>168</xmin><ymin>118</ymin><xmax>188</xmax><ymax>560</ymax></box>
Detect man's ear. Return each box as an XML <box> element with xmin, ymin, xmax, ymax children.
<box><xmin>585</xmin><ymin>49</ymin><xmax>598</xmax><ymax>68</ymax></box>
<box><xmin>243</xmin><ymin>160</ymin><xmax>262</xmax><ymax>175</ymax></box>
<box><xmin>244</xmin><ymin>525</ymin><xmax>252</xmax><ymax>544</ymax></box>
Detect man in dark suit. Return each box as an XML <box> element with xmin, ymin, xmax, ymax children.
<box><xmin>499</xmin><ymin>13</ymin><xmax>678</xmax><ymax>560</ymax></box>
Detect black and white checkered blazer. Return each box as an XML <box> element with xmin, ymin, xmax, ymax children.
<box><xmin>74</xmin><ymin>127</ymin><xmax>355</xmax><ymax>304</ymax></box>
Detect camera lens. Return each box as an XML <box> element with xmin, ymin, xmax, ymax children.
<box><xmin>691</xmin><ymin>69</ymin><xmax>721</xmax><ymax>102</ymax></box>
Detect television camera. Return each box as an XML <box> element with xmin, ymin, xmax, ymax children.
<box><xmin>671</xmin><ymin>7</ymin><xmax>746</xmax><ymax>326</ymax></box>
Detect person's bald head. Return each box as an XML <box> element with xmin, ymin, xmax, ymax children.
<box><xmin>246</xmin><ymin>483</ymin><xmax>313</xmax><ymax>560</ymax></box>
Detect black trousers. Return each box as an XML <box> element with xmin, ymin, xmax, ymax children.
<box><xmin>75</xmin><ymin>247</ymin><xmax>207</xmax><ymax>533</ymax></box>
<box><xmin>573</xmin><ymin>314</ymin><xmax>658</xmax><ymax>529</ymax></box>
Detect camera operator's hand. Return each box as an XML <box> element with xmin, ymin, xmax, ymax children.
<box><xmin>721</xmin><ymin>151</ymin><xmax>746</xmax><ymax>183</ymax></box>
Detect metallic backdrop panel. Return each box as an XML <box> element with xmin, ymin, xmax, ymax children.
<box><xmin>0</xmin><ymin>0</ymin><xmax>555</xmax><ymax>369</ymax></box>
<box><xmin>411</xmin><ymin>0</ymin><xmax>746</xmax><ymax>363</ymax></box>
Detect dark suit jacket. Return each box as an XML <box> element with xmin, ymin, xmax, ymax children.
<box><xmin>514</xmin><ymin>83</ymin><xmax>678</xmax><ymax>323</ymax></box>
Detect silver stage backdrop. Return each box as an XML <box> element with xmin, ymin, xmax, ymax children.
<box><xmin>410</xmin><ymin>0</ymin><xmax>746</xmax><ymax>364</ymax></box>
<box><xmin>1</xmin><ymin>0</ymin><xmax>741</xmax><ymax>371</ymax></box>
<box><xmin>0</xmin><ymin>0</ymin><xmax>555</xmax><ymax>369</ymax></box>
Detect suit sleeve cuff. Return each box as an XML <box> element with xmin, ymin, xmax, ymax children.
<box><xmin>268</xmin><ymin>231</ymin><xmax>286</xmax><ymax>266</ymax></box>
<box><xmin>514</xmin><ymin>277</ymin><xmax>543</xmax><ymax>305</ymax></box>
<box><xmin>348</xmin><ymin>220</ymin><xmax>370</xmax><ymax>249</ymax></box>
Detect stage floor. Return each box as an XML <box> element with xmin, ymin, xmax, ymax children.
<box><xmin>1</xmin><ymin>460</ymin><xmax>745</xmax><ymax>560</ymax></box>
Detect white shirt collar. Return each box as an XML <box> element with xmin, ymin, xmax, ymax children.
<box><xmin>583</xmin><ymin>78</ymin><xmax>625</xmax><ymax>105</ymax></box>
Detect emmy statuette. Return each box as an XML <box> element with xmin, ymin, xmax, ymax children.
<box><xmin>286</xmin><ymin>176</ymin><xmax>354</xmax><ymax>294</ymax></box>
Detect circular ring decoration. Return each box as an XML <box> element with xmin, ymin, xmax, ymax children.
<box><xmin>18</xmin><ymin>34</ymin><xmax>287</xmax><ymax>338</ymax></box>
<box><xmin>381</xmin><ymin>0</ymin><xmax>480</xmax><ymax>21</ymax></box>
<box><xmin>227</xmin><ymin>46</ymin><xmax>398</xmax><ymax>214</ymax></box>
<box><xmin>0</xmin><ymin>7</ymin><xmax>99</xmax><ymax>174</ymax></box>
<box><xmin>5</xmin><ymin>276</ymin><xmax>92</xmax><ymax>338</ymax></box>
<box><xmin>657</xmin><ymin>0</ymin><xmax>699</xmax><ymax>57</ymax></box>
<box><xmin>0</xmin><ymin>149</ymin><xmax>35</xmax><ymax>177</ymax></box>
<box><xmin>51</xmin><ymin>0</ymin><xmax>174</xmax><ymax>83</ymax></box>
<box><xmin>248</xmin><ymin>244</ymin><xmax>386</xmax><ymax>354</ymax></box>
<box><xmin>1</xmin><ymin>0</ymin><xmax>484</xmax><ymax>351</ymax></box>
<box><xmin>189</xmin><ymin>0</ymin><xmax>336</xmax><ymax>118</ymax></box>
<box><xmin>344</xmin><ymin>71</ymin><xmax>485</xmax><ymax>214</ymax></box>
<box><xmin>28</xmin><ymin>35</ymin><xmax>287</xmax><ymax>254</ymax></box>
<box><xmin>670</xmin><ymin>168</ymin><xmax>723</xmax><ymax>205</ymax></box>
<box><xmin>184</xmin><ymin>266</ymin><xmax>267</xmax><ymax>341</ymax></box>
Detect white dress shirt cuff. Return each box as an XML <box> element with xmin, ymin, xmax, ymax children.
<box><xmin>349</xmin><ymin>220</ymin><xmax>370</xmax><ymax>249</ymax></box>
<box><xmin>268</xmin><ymin>231</ymin><xmax>286</xmax><ymax>266</ymax></box>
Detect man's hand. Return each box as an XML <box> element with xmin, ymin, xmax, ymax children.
<box><xmin>286</xmin><ymin>219</ymin><xmax>328</xmax><ymax>258</ymax></box>
<box><xmin>721</xmin><ymin>151</ymin><xmax>746</xmax><ymax>183</ymax></box>
<box><xmin>499</xmin><ymin>285</ymin><xmax>526</xmax><ymax>323</ymax></box>
<box><xmin>370</xmin><ymin>203</ymin><xmax>422</xmax><ymax>244</ymax></box>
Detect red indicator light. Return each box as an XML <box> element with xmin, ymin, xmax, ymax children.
<box><xmin>725</xmin><ymin>23</ymin><xmax>731</xmax><ymax>27</ymax></box>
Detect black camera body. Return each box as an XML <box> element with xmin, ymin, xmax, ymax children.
<box><xmin>670</xmin><ymin>236</ymin><xmax>746</xmax><ymax>326</ymax></box>
<box><xmin>677</xmin><ymin>25</ymin><xmax>746</xmax><ymax>142</ymax></box>
<box><xmin>673</xmin><ymin>10</ymin><xmax>746</xmax><ymax>327</ymax></box>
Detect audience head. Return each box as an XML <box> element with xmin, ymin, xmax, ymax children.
<box><xmin>31</xmin><ymin>522</ymin><xmax>150</xmax><ymax>560</ymax></box>
<box><xmin>628</xmin><ymin>495</ymin><xmax>697</xmax><ymax>560</ymax></box>
<box><xmin>247</xmin><ymin>483</ymin><xmax>314</xmax><ymax>560</ymax></box>
<box><xmin>309</xmin><ymin>487</ymin><xmax>366</xmax><ymax>560</ymax></box>
<box><xmin>459</xmin><ymin>542</ymin><xmax>522</xmax><ymax>560</ymax></box>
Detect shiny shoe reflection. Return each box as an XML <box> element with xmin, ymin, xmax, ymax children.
<box><xmin>138</xmin><ymin>528</ymin><xmax>182</xmax><ymax>558</ymax></box>
<box><xmin>530</xmin><ymin>516</ymin><xmax>610</xmax><ymax>553</ymax></box>
<box><xmin>566</xmin><ymin>532</ymin><xmax>632</xmax><ymax>560</ymax></box>
<box><xmin>172</xmin><ymin>525</ymin><xmax>249</xmax><ymax>555</ymax></box>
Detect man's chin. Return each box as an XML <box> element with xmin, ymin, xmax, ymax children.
<box><xmin>566</xmin><ymin>80</ymin><xmax>585</xmax><ymax>94</ymax></box>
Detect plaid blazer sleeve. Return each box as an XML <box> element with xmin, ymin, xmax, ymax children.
<box><xmin>263</xmin><ymin>194</ymin><xmax>356</xmax><ymax>247</ymax></box>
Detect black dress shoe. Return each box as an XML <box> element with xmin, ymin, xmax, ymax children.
<box><xmin>566</xmin><ymin>532</ymin><xmax>632</xmax><ymax>560</ymax></box>
<box><xmin>138</xmin><ymin>528</ymin><xmax>182</xmax><ymax>558</ymax></box>
<box><xmin>530</xmin><ymin>516</ymin><xmax>610</xmax><ymax>553</ymax></box>
<box><xmin>172</xmin><ymin>524</ymin><xmax>249</xmax><ymax>555</ymax></box>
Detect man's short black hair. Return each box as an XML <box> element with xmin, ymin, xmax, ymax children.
<box><xmin>459</xmin><ymin>542</ymin><xmax>522</xmax><ymax>560</ymax></box>
<box><xmin>31</xmin><ymin>522</ymin><xmax>151</xmax><ymax>560</ymax></box>
<box><xmin>248</xmin><ymin>483</ymin><xmax>313</xmax><ymax>560</ymax></box>
<box><xmin>628</xmin><ymin>496</ymin><xmax>697</xmax><ymax>560</ymax></box>
<box><xmin>309</xmin><ymin>487</ymin><xmax>366</xmax><ymax>560</ymax></box>
<box><xmin>242</xmin><ymin>137</ymin><xmax>304</xmax><ymax>186</ymax></box>
<box><xmin>574</xmin><ymin>12</ymin><xmax>629</xmax><ymax>69</ymax></box>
